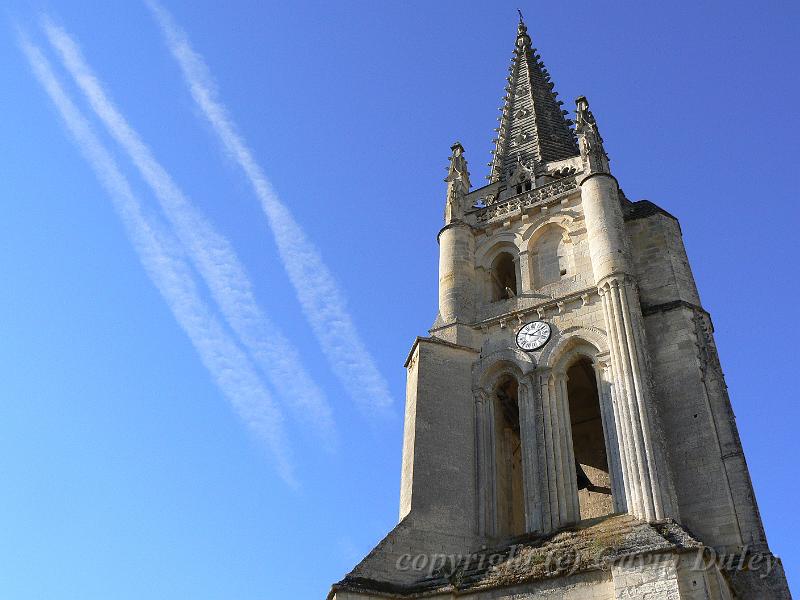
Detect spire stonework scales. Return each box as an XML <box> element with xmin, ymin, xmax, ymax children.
<box><xmin>488</xmin><ymin>17</ymin><xmax>578</xmax><ymax>182</ymax></box>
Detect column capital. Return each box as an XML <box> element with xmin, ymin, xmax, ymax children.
<box><xmin>597</xmin><ymin>272</ymin><xmax>642</xmax><ymax>294</ymax></box>
<box><xmin>594</xmin><ymin>352</ymin><xmax>613</xmax><ymax>373</ymax></box>
<box><xmin>472</xmin><ymin>386</ymin><xmax>490</xmax><ymax>404</ymax></box>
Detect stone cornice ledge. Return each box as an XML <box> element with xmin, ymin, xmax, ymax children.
<box><xmin>404</xmin><ymin>335</ymin><xmax>479</xmax><ymax>368</ymax></box>
<box><xmin>641</xmin><ymin>299</ymin><xmax>709</xmax><ymax>318</ymax></box>
<box><xmin>475</xmin><ymin>285</ymin><xmax>599</xmax><ymax>330</ymax></box>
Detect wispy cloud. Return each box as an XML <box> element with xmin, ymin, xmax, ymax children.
<box><xmin>18</xmin><ymin>33</ymin><xmax>297</xmax><ymax>486</ymax></box>
<box><xmin>41</xmin><ymin>17</ymin><xmax>337</xmax><ymax>445</ymax></box>
<box><xmin>146</xmin><ymin>1</ymin><xmax>393</xmax><ymax>415</ymax></box>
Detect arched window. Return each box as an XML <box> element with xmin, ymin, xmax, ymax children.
<box><xmin>566</xmin><ymin>358</ymin><xmax>613</xmax><ymax>520</ymax></box>
<box><xmin>493</xmin><ymin>375</ymin><xmax>525</xmax><ymax>536</ymax></box>
<box><xmin>531</xmin><ymin>225</ymin><xmax>570</xmax><ymax>288</ymax></box>
<box><xmin>491</xmin><ymin>252</ymin><xmax>517</xmax><ymax>301</ymax></box>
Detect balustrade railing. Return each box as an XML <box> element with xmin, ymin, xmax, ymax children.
<box><xmin>474</xmin><ymin>176</ymin><xmax>578</xmax><ymax>223</ymax></box>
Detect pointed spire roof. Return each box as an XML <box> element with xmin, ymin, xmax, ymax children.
<box><xmin>488</xmin><ymin>16</ymin><xmax>578</xmax><ymax>182</ymax></box>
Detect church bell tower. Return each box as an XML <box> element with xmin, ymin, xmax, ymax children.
<box><xmin>329</xmin><ymin>16</ymin><xmax>791</xmax><ymax>600</ymax></box>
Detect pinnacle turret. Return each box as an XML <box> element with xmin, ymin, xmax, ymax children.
<box><xmin>487</xmin><ymin>16</ymin><xmax>578</xmax><ymax>182</ymax></box>
<box><xmin>575</xmin><ymin>95</ymin><xmax>610</xmax><ymax>175</ymax></box>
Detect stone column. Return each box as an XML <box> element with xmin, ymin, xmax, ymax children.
<box><xmin>580</xmin><ymin>170</ymin><xmax>675</xmax><ymax>522</ymax></box>
<box><xmin>473</xmin><ymin>387</ymin><xmax>496</xmax><ymax>537</ymax></box>
<box><xmin>597</xmin><ymin>275</ymin><xmax>674</xmax><ymax>521</ymax></box>
<box><xmin>595</xmin><ymin>357</ymin><xmax>627</xmax><ymax>513</ymax></box>
<box><xmin>598</xmin><ymin>282</ymin><xmax>644</xmax><ymax>517</ymax></box>
<box><xmin>518</xmin><ymin>377</ymin><xmax>543</xmax><ymax>533</ymax></box>
<box><xmin>534</xmin><ymin>368</ymin><xmax>580</xmax><ymax>531</ymax></box>
<box><xmin>556</xmin><ymin>372</ymin><xmax>580</xmax><ymax>524</ymax></box>
<box><xmin>535</xmin><ymin>368</ymin><xmax>557</xmax><ymax>532</ymax></box>
<box><xmin>517</xmin><ymin>250</ymin><xmax>531</xmax><ymax>293</ymax></box>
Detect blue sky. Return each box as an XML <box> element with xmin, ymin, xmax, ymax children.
<box><xmin>1</xmin><ymin>1</ymin><xmax>797</xmax><ymax>598</ymax></box>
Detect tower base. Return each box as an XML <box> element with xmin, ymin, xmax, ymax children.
<box><xmin>328</xmin><ymin>514</ymin><xmax>790</xmax><ymax>600</ymax></box>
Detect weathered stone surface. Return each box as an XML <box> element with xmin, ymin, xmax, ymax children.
<box><xmin>331</xmin><ymin>515</ymin><xmax>700</xmax><ymax>597</ymax></box>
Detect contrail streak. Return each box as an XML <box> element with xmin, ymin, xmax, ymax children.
<box><xmin>146</xmin><ymin>1</ymin><xmax>393</xmax><ymax>415</ymax></box>
<box><xmin>18</xmin><ymin>34</ymin><xmax>297</xmax><ymax>486</ymax></box>
<box><xmin>41</xmin><ymin>17</ymin><xmax>337</xmax><ymax>444</ymax></box>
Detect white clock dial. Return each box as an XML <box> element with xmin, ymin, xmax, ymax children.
<box><xmin>516</xmin><ymin>321</ymin><xmax>552</xmax><ymax>351</ymax></box>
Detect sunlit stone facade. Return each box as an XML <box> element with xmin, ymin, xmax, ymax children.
<box><xmin>329</xmin><ymin>17</ymin><xmax>790</xmax><ymax>600</ymax></box>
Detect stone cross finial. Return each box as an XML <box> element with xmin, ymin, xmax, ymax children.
<box><xmin>516</xmin><ymin>13</ymin><xmax>531</xmax><ymax>48</ymax></box>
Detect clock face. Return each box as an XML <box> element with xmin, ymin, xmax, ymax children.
<box><xmin>516</xmin><ymin>321</ymin><xmax>552</xmax><ymax>351</ymax></box>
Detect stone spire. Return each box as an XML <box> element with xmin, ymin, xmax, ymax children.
<box><xmin>488</xmin><ymin>15</ymin><xmax>578</xmax><ymax>182</ymax></box>
<box><xmin>444</xmin><ymin>141</ymin><xmax>470</xmax><ymax>223</ymax></box>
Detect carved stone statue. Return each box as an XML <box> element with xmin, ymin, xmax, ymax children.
<box><xmin>508</xmin><ymin>155</ymin><xmax>534</xmax><ymax>193</ymax></box>
<box><xmin>444</xmin><ymin>141</ymin><xmax>471</xmax><ymax>223</ymax></box>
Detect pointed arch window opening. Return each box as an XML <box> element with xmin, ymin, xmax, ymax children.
<box><xmin>565</xmin><ymin>357</ymin><xmax>615</xmax><ymax>520</ymax></box>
